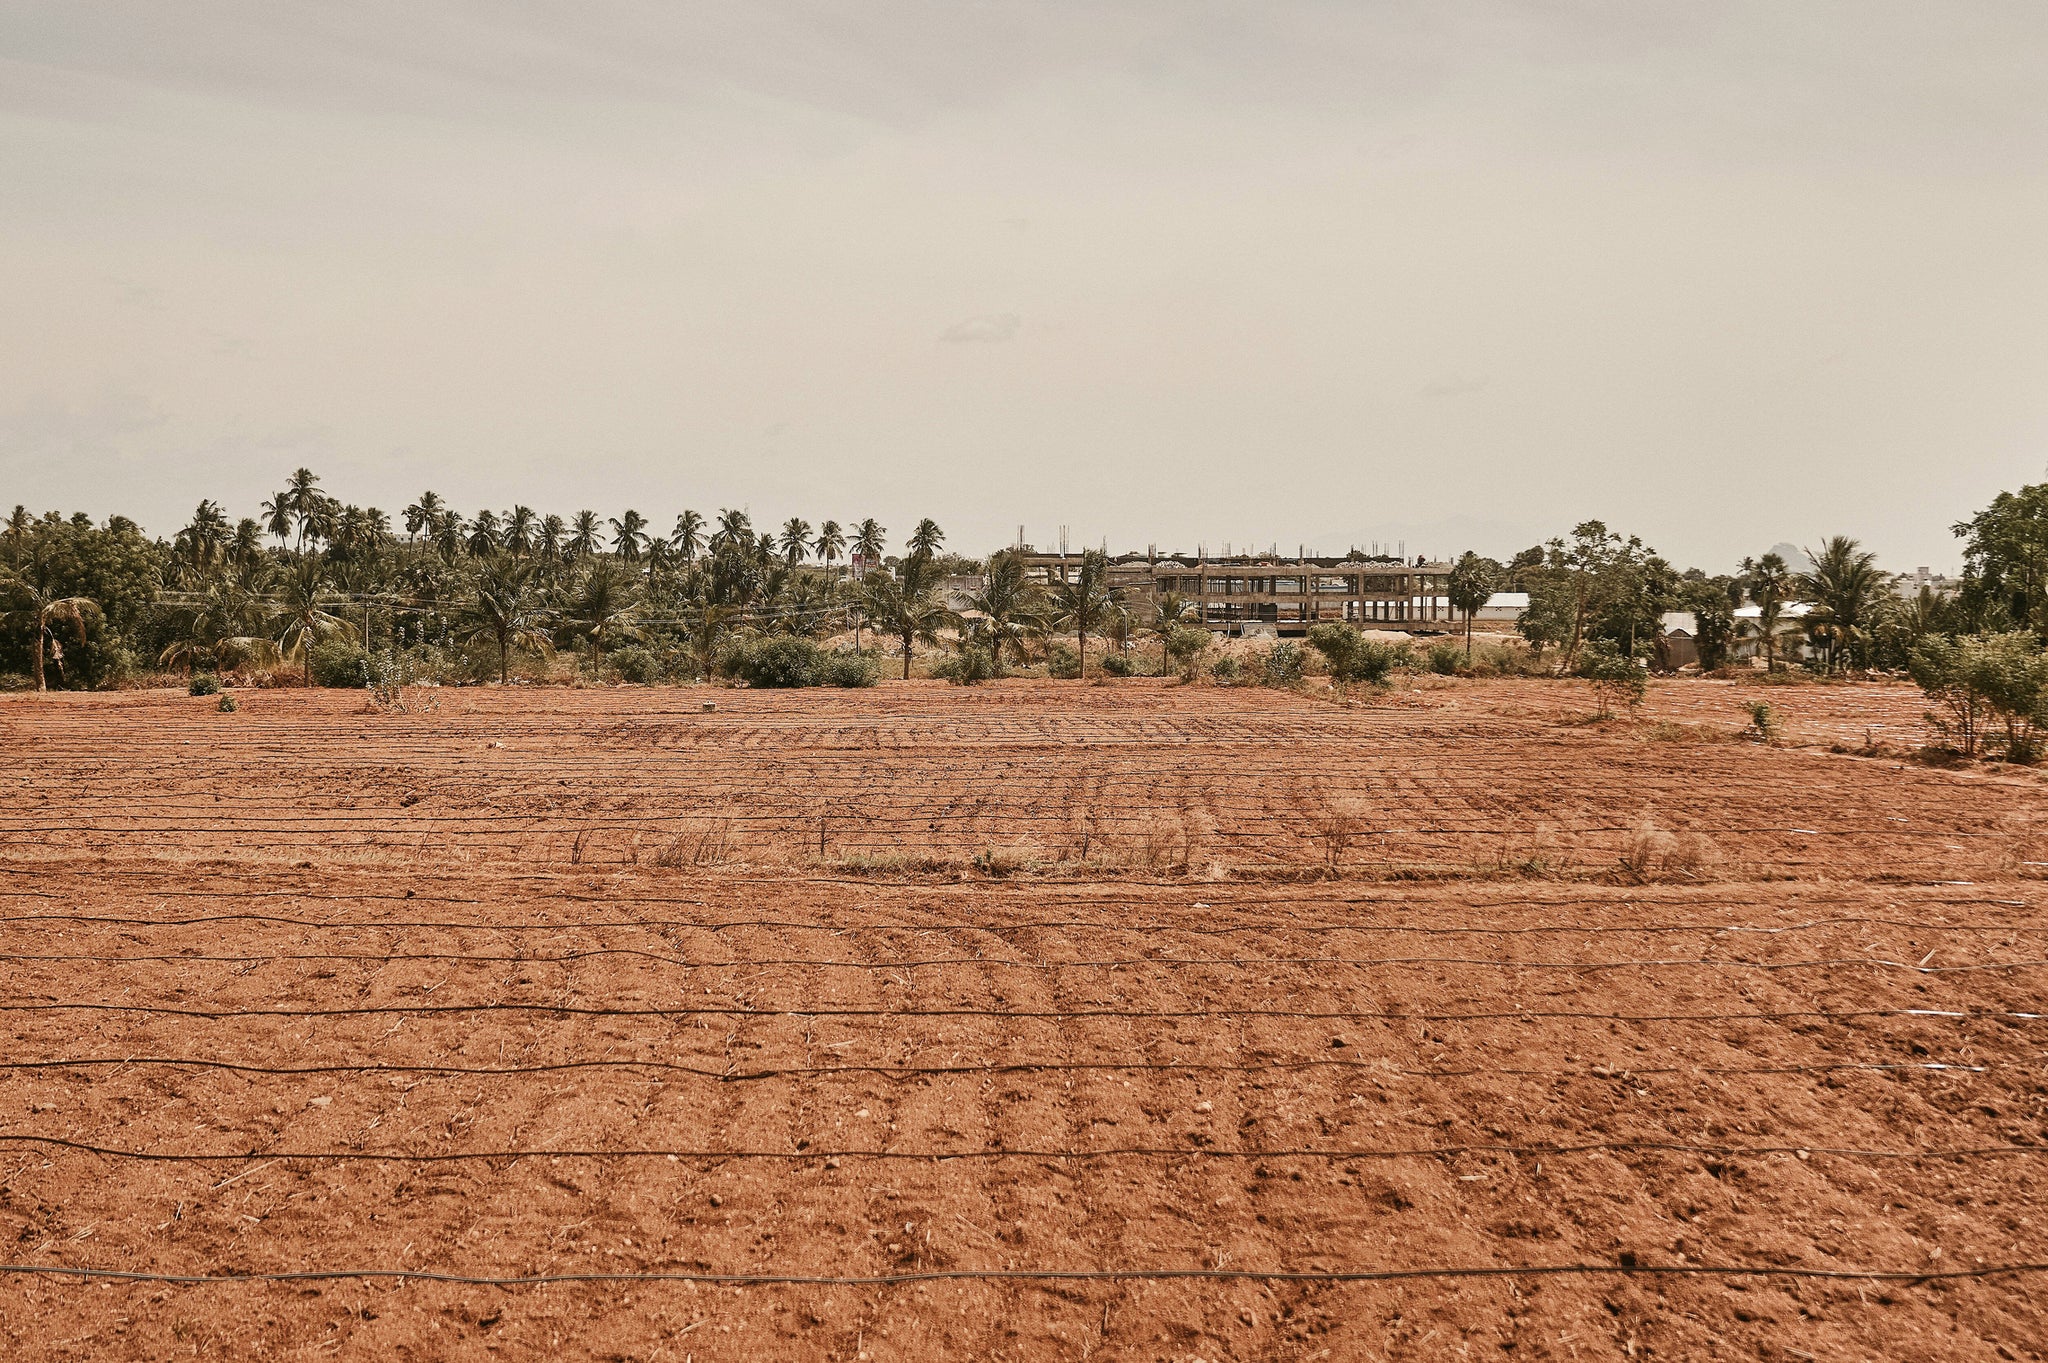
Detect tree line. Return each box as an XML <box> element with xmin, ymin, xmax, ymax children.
<box><xmin>8</xmin><ymin>469</ymin><xmax>2048</xmax><ymax>705</ymax></box>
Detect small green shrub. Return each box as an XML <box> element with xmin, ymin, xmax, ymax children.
<box><xmin>1100</xmin><ymin>651</ymin><xmax>1136</xmax><ymax>677</ymax></box>
<box><xmin>1046</xmin><ymin>643</ymin><xmax>1081</xmax><ymax>679</ymax></box>
<box><xmin>931</xmin><ymin>646</ymin><xmax>997</xmax><ymax>685</ymax></box>
<box><xmin>217</xmin><ymin>693</ymin><xmax>237</xmax><ymax>713</ymax></box>
<box><xmin>1474</xmin><ymin>642</ymin><xmax>1546</xmax><ymax>677</ymax></box>
<box><xmin>308</xmin><ymin>640</ymin><xmax>376</xmax><ymax>688</ymax></box>
<box><xmin>1210</xmin><ymin>655</ymin><xmax>1242</xmax><ymax>683</ymax></box>
<box><xmin>1909</xmin><ymin>631</ymin><xmax>2048</xmax><ymax>760</ymax></box>
<box><xmin>817</xmin><ymin>651</ymin><xmax>880</xmax><ymax>688</ymax></box>
<box><xmin>1306</xmin><ymin>623</ymin><xmax>1407</xmax><ymax>686</ymax></box>
<box><xmin>1577</xmin><ymin>642</ymin><xmax>1646</xmax><ymax>717</ymax></box>
<box><xmin>1426</xmin><ymin>642</ymin><xmax>1463</xmax><ymax>675</ymax></box>
<box><xmin>1741</xmin><ymin>700</ymin><xmax>1779</xmax><ymax>742</ymax></box>
<box><xmin>609</xmin><ymin>646</ymin><xmax>664</xmax><ymax>685</ymax></box>
<box><xmin>719</xmin><ymin>636</ymin><xmax>823</xmax><ymax>688</ymax></box>
<box><xmin>1165</xmin><ymin>625</ymin><xmax>1210</xmax><ymax>677</ymax></box>
<box><xmin>1262</xmin><ymin>642</ymin><xmax>1305</xmax><ymax>688</ymax></box>
<box><xmin>189</xmin><ymin>673</ymin><xmax>222</xmax><ymax>696</ymax></box>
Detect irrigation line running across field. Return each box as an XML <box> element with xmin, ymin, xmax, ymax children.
<box><xmin>4</xmin><ymin>949</ymin><xmax>2045</xmax><ymax>975</ymax></box>
<box><xmin>4</xmin><ymin>1000</ymin><xmax>2040</xmax><ymax>1024</ymax></box>
<box><xmin>2</xmin><ymin>911</ymin><xmax>2040</xmax><ymax>939</ymax></box>
<box><xmin>0</xmin><ymin>1055</ymin><xmax>1992</xmax><ymax>1081</ymax></box>
<box><xmin>4</xmin><ymin>1133</ymin><xmax>2041</xmax><ymax>1164</ymax></box>
<box><xmin>6</xmin><ymin>1260</ymin><xmax>2047</xmax><ymax>1289</ymax></box>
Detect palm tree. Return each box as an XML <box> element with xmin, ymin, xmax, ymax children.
<box><xmin>609</xmin><ymin>509</ymin><xmax>649</xmax><ymax>562</ymax></box>
<box><xmin>404</xmin><ymin>492</ymin><xmax>445</xmax><ymax>541</ymax></box>
<box><xmin>907</xmin><ymin>517</ymin><xmax>945</xmax><ymax>561</ymax></box>
<box><xmin>272</xmin><ymin>467</ymin><xmax>330</xmax><ymax>555</ymax></box>
<box><xmin>779</xmin><ymin>517</ymin><xmax>813</xmax><ymax>567</ymax></box>
<box><xmin>459</xmin><ymin>555</ymin><xmax>553</xmax><ymax>684</ymax></box>
<box><xmin>1799</xmin><ymin>536</ymin><xmax>1889</xmax><ymax>672</ymax></box>
<box><xmin>851</xmin><ymin>518</ymin><xmax>886</xmax><ymax>569</ymax></box>
<box><xmin>1739</xmin><ymin>552</ymin><xmax>1795</xmax><ymax>671</ymax></box>
<box><xmin>158</xmin><ymin>577</ymin><xmax>269</xmax><ymax>675</ymax></box>
<box><xmin>1447</xmin><ymin>551</ymin><xmax>1499</xmax><ymax>660</ymax></box>
<box><xmin>672</xmin><ymin>510</ymin><xmax>706</xmax><ymax>563</ymax></box>
<box><xmin>230</xmin><ymin>518</ymin><xmax>266</xmax><ymax>576</ymax></box>
<box><xmin>261</xmin><ymin>492</ymin><xmax>293</xmax><ymax>550</ymax></box>
<box><xmin>429</xmin><ymin>510</ymin><xmax>466</xmax><ymax>565</ymax></box>
<box><xmin>815</xmin><ymin>520</ymin><xmax>846</xmax><ymax>580</ymax></box>
<box><xmin>563</xmin><ymin>558</ymin><xmax>644</xmax><ymax>671</ymax></box>
<box><xmin>1045</xmin><ymin>548</ymin><xmax>1115</xmax><ymax>679</ymax></box>
<box><xmin>682</xmin><ymin>600</ymin><xmax>738</xmax><ymax>679</ymax></box>
<box><xmin>964</xmin><ymin>549</ymin><xmax>1044</xmax><ymax>675</ymax></box>
<box><xmin>862</xmin><ymin>554</ymin><xmax>957</xmax><ymax>680</ymax></box>
<box><xmin>465</xmin><ymin>510</ymin><xmax>502</xmax><ymax>559</ymax></box>
<box><xmin>712</xmin><ymin>508</ymin><xmax>753</xmax><ymax>554</ymax></box>
<box><xmin>536</xmin><ymin>514</ymin><xmax>566</xmax><ymax>564</ymax></box>
<box><xmin>2</xmin><ymin>506</ymin><xmax>32</xmax><ymax>567</ymax></box>
<box><xmin>1145</xmin><ymin>590</ymin><xmax>1195</xmax><ymax>676</ymax></box>
<box><xmin>568</xmin><ymin>511</ymin><xmax>604</xmax><ymax>558</ymax></box>
<box><xmin>0</xmin><ymin>536</ymin><xmax>98</xmax><ymax>691</ymax></box>
<box><xmin>644</xmin><ymin>536</ymin><xmax>677</xmax><ymax>582</ymax></box>
<box><xmin>271</xmin><ymin>557</ymin><xmax>351</xmax><ymax>685</ymax></box>
<box><xmin>172</xmin><ymin>500</ymin><xmax>232</xmax><ymax>584</ymax></box>
<box><xmin>502</xmin><ymin>505</ymin><xmax>538</xmax><ymax>558</ymax></box>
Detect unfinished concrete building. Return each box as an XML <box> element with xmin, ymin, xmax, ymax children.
<box><xmin>1016</xmin><ymin>551</ymin><xmax>1455</xmax><ymax>638</ymax></box>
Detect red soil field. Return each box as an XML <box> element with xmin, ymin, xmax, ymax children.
<box><xmin>4</xmin><ymin>679</ymin><xmax>2047</xmax><ymax>1360</ymax></box>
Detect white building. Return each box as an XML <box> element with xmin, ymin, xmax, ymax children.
<box><xmin>1474</xmin><ymin>591</ymin><xmax>1528</xmax><ymax>622</ymax></box>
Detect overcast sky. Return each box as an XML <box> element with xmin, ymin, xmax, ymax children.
<box><xmin>4</xmin><ymin>2</ymin><xmax>2046</xmax><ymax>571</ymax></box>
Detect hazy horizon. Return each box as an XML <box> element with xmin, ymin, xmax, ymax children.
<box><xmin>7</xmin><ymin>2</ymin><xmax>2047</xmax><ymax>573</ymax></box>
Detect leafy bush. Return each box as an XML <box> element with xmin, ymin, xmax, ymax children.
<box><xmin>1426</xmin><ymin>642</ymin><xmax>1463</xmax><ymax>676</ymax></box>
<box><xmin>189</xmin><ymin>673</ymin><xmax>222</xmax><ymax>696</ymax></box>
<box><xmin>217</xmin><ymin>693</ymin><xmax>237</xmax><ymax>712</ymax></box>
<box><xmin>1165</xmin><ymin>625</ymin><xmax>1209</xmax><ymax>676</ymax></box>
<box><xmin>1475</xmin><ymin>642</ymin><xmax>1547</xmax><ymax>677</ymax></box>
<box><xmin>718</xmin><ymin>637</ymin><xmax>877</xmax><ymax>688</ymax></box>
<box><xmin>1306</xmin><ymin>623</ymin><xmax>1406</xmax><ymax>686</ymax></box>
<box><xmin>817</xmin><ymin>651</ymin><xmax>880</xmax><ymax>688</ymax></box>
<box><xmin>308</xmin><ymin>640</ymin><xmax>377</xmax><ymax>688</ymax></box>
<box><xmin>609</xmin><ymin>646</ymin><xmax>665</xmax><ymax>685</ymax></box>
<box><xmin>1909</xmin><ymin>632</ymin><xmax>2048</xmax><ymax>760</ymax></box>
<box><xmin>1741</xmin><ymin>701</ymin><xmax>1779</xmax><ymax>742</ymax></box>
<box><xmin>1576</xmin><ymin>641</ymin><xmax>1646</xmax><ymax>717</ymax></box>
<box><xmin>931</xmin><ymin>646</ymin><xmax>997</xmax><ymax>685</ymax></box>
<box><xmin>1100</xmin><ymin>651</ymin><xmax>1136</xmax><ymax>677</ymax></box>
<box><xmin>1210</xmin><ymin>655</ymin><xmax>1242</xmax><ymax>683</ymax></box>
<box><xmin>1262</xmin><ymin>642</ymin><xmax>1305</xmax><ymax>688</ymax></box>
<box><xmin>1046</xmin><ymin>643</ymin><xmax>1081</xmax><ymax>679</ymax></box>
<box><xmin>719</xmin><ymin>636</ymin><xmax>822</xmax><ymax>688</ymax></box>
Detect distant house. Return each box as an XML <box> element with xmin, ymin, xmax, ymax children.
<box><xmin>1654</xmin><ymin>611</ymin><xmax>1699</xmax><ymax>670</ymax></box>
<box><xmin>1732</xmin><ymin>601</ymin><xmax>1816</xmax><ymax>663</ymax></box>
<box><xmin>1897</xmin><ymin>566</ymin><xmax>1958</xmax><ymax>598</ymax></box>
<box><xmin>1474</xmin><ymin>591</ymin><xmax>1528</xmax><ymax>622</ymax></box>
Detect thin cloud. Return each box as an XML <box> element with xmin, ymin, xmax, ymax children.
<box><xmin>941</xmin><ymin>313</ymin><xmax>1021</xmax><ymax>344</ymax></box>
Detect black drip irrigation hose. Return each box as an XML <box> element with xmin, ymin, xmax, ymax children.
<box><xmin>1</xmin><ymin>949</ymin><xmax>2042</xmax><ymax>975</ymax></box>
<box><xmin>4</xmin><ymin>1260</ymin><xmax>2045</xmax><ymax>1289</ymax></box>
<box><xmin>0</xmin><ymin>1055</ymin><xmax>1993</xmax><ymax>1081</ymax></box>
<box><xmin>0</xmin><ymin>1001</ymin><xmax>2039</xmax><ymax>1024</ymax></box>
<box><xmin>2</xmin><ymin>1133</ymin><xmax>2038</xmax><ymax>1164</ymax></box>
